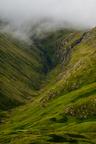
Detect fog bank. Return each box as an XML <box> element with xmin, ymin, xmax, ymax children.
<box><xmin>0</xmin><ymin>0</ymin><xmax>96</xmax><ymax>41</ymax></box>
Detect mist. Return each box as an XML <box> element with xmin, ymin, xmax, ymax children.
<box><xmin>0</xmin><ymin>0</ymin><xmax>96</xmax><ymax>41</ymax></box>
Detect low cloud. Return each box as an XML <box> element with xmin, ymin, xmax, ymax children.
<box><xmin>0</xmin><ymin>0</ymin><xmax>96</xmax><ymax>41</ymax></box>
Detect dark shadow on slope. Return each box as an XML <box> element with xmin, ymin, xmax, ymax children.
<box><xmin>48</xmin><ymin>134</ymin><xmax>78</xmax><ymax>143</ymax></box>
<box><xmin>48</xmin><ymin>133</ymin><xmax>94</xmax><ymax>144</ymax></box>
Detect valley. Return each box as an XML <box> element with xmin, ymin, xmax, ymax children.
<box><xmin>0</xmin><ymin>28</ymin><xmax>96</xmax><ymax>144</ymax></box>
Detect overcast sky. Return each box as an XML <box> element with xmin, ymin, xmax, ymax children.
<box><xmin>0</xmin><ymin>0</ymin><xmax>96</xmax><ymax>40</ymax></box>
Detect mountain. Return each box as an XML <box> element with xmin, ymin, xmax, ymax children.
<box><xmin>0</xmin><ymin>33</ymin><xmax>47</xmax><ymax>110</ymax></box>
<box><xmin>0</xmin><ymin>27</ymin><xmax>96</xmax><ymax>144</ymax></box>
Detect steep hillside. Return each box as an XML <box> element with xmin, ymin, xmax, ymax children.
<box><xmin>40</xmin><ymin>29</ymin><xmax>96</xmax><ymax>104</ymax></box>
<box><xmin>1</xmin><ymin>30</ymin><xmax>78</xmax><ymax>110</ymax></box>
<box><xmin>0</xmin><ymin>28</ymin><xmax>96</xmax><ymax>144</ymax></box>
<box><xmin>0</xmin><ymin>33</ymin><xmax>46</xmax><ymax>110</ymax></box>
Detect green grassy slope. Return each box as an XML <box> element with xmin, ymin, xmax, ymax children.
<box><xmin>0</xmin><ymin>83</ymin><xmax>96</xmax><ymax>144</ymax></box>
<box><xmin>40</xmin><ymin>28</ymin><xmax>96</xmax><ymax>104</ymax></box>
<box><xmin>1</xmin><ymin>30</ymin><xmax>78</xmax><ymax>110</ymax></box>
<box><xmin>0</xmin><ymin>33</ymin><xmax>46</xmax><ymax>110</ymax></box>
<box><xmin>0</xmin><ymin>28</ymin><xmax>96</xmax><ymax>144</ymax></box>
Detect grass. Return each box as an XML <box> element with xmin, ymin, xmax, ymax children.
<box><xmin>0</xmin><ymin>33</ymin><xmax>46</xmax><ymax>110</ymax></box>
<box><xmin>0</xmin><ymin>82</ymin><xmax>96</xmax><ymax>143</ymax></box>
<box><xmin>39</xmin><ymin>29</ymin><xmax>96</xmax><ymax>103</ymax></box>
<box><xmin>0</xmin><ymin>28</ymin><xmax>96</xmax><ymax>143</ymax></box>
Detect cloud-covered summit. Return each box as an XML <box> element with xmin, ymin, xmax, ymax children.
<box><xmin>0</xmin><ymin>0</ymin><xmax>96</xmax><ymax>41</ymax></box>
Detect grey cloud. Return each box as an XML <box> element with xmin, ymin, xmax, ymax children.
<box><xmin>0</xmin><ymin>0</ymin><xmax>96</xmax><ymax>40</ymax></box>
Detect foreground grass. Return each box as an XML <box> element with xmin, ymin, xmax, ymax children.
<box><xmin>0</xmin><ymin>82</ymin><xmax>96</xmax><ymax>143</ymax></box>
